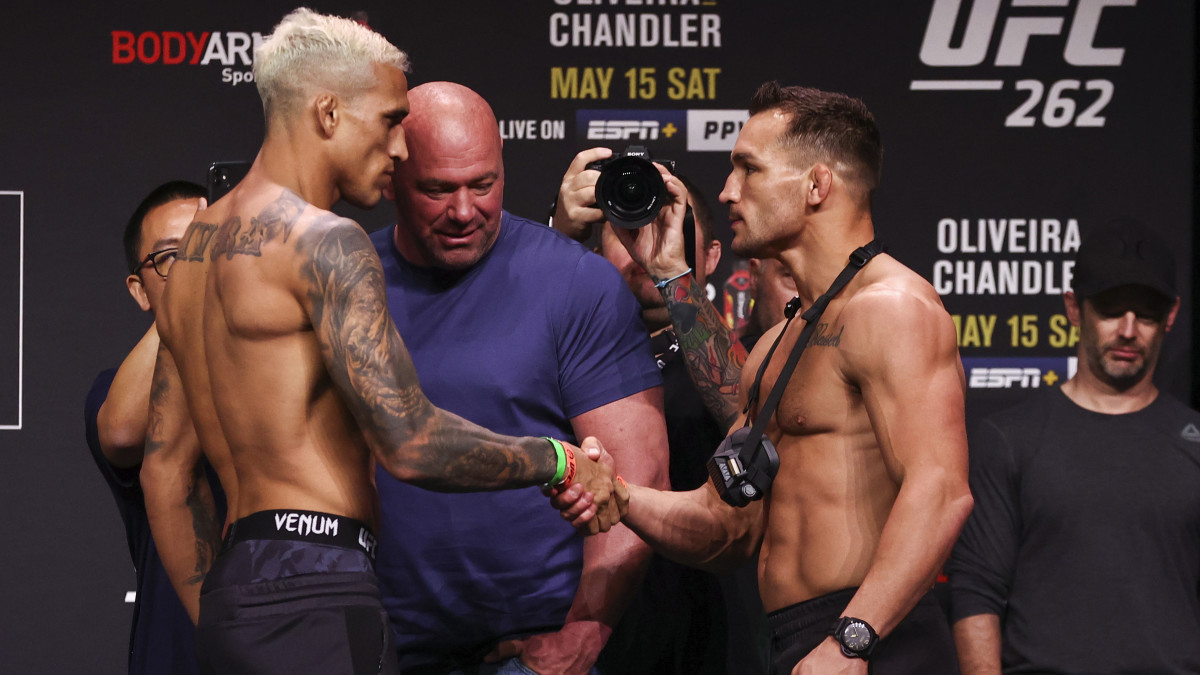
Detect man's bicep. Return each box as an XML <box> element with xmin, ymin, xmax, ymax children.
<box><xmin>851</xmin><ymin>298</ymin><xmax>968</xmax><ymax>479</ymax></box>
<box><xmin>557</xmin><ymin>256</ymin><xmax>662</xmax><ymax>415</ymax></box>
<box><xmin>571</xmin><ymin>387</ymin><xmax>669</xmax><ymax>489</ymax></box>
<box><xmin>294</xmin><ymin>218</ymin><xmax>432</xmax><ymax>447</ymax></box>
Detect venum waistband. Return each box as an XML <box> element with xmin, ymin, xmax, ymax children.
<box><xmin>223</xmin><ymin>509</ymin><xmax>378</xmax><ymax>560</ymax></box>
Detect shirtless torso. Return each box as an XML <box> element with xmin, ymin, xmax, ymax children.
<box><xmin>749</xmin><ymin>254</ymin><xmax>967</xmax><ymax>613</ymax></box>
<box><xmin>599</xmin><ymin>88</ymin><xmax>972</xmax><ymax>673</ymax></box>
<box><xmin>141</xmin><ymin>52</ymin><xmax>618</xmax><ymax>629</ymax></box>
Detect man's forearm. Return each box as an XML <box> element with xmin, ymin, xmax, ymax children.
<box><xmin>142</xmin><ymin>345</ymin><xmax>223</xmax><ymax>623</ymax></box>
<box><xmin>624</xmin><ymin>483</ymin><xmax>760</xmax><ymax>573</ymax></box>
<box><xmin>659</xmin><ymin>275</ymin><xmax>745</xmax><ymax>428</ymax></box>
<box><xmin>375</xmin><ymin>403</ymin><xmax>561</xmax><ymax>490</ymax></box>
<box><xmin>954</xmin><ymin>613</ymin><xmax>1003</xmax><ymax>675</ymax></box>
<box><xmin>143</xmin><ymin>458</ymin><xmax>221</xmax><ymax>623</ymax></box>
<box><xmin>559</xmin><ymin>527</ymin><xmax>652</xmax><ymax>662</ymax></box>
<box><xmin>840</xmin><ymin>471</ymin><xmax>974</xmax><ymax>637</ymax></box>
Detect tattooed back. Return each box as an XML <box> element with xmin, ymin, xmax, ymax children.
<box><xmin>157</xmin><ymin>185</ymin><xmax>381</xmax><ymax>526</ymax></box>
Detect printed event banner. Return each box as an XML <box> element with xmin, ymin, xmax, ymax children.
<box><xmin>0</xmin><ymin>2</ymin><xmax>1190</xmax><ymax>670</ymax></box>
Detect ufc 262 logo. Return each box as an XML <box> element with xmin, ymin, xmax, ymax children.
<box><xmin>912</xmin><ymin>0</ymin><xmax>1136</xmax><ymax>128</ymax></box>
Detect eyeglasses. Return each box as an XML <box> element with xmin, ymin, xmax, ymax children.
<box><xmin>137</xmin><ymin>247</ymin><xmax>179</xmax><ymax>279</ymax></box>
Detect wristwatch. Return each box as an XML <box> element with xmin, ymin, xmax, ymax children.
<box><xmin>829</xmin><ymin>616</ymin><xmax>877</xmax><ymax>659</ymax></box>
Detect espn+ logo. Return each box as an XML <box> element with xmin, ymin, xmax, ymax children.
<box><xmin>110</xmin><ymin>30</ymin><xmax>264</xmax><ymax>86</ymax></box>
<box><xmin>587</xmin><ymin>120</ymin><xmax>670</xmax><ymax>141</ymax></box>
<box><xmin>964</xmin><ymin>357</ymin><xmax>1075</xmax><ymax>389</ymax></box>
<box><xmin>913</xmin><ymin>0</ymin><xmax>1135</xmax><ymax>128</ymax></box>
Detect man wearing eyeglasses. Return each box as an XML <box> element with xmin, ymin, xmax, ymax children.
<box><xmin>84</xmin><ymin>180</ymin><xmax>224</xmax><ymax>675</ymax></box>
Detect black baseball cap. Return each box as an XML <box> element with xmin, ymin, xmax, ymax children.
<box><xmin>1071</xmin><ymin>218</ymin><xmax>1177</xmax><ymax>300</ymax></box>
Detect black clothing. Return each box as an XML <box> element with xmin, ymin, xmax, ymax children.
<box><xmin>598</xmin><ymin>329</ymin><xmax>751</xmax><ymax>674</ymax></box>
<box><xmin>948</xmin><ymin>388</ymin><xmax>1200</xmax><ymax>674</ymax></box>
<box><xmin>197</xmin><ymin>515</ymin><xmax>398</xmax><ymax>675</ymax></box>
<box><xmin>767</xmin><ymin>588</ymin><xmax>958</xmax><ymax>675</ymax></box>
<box><xmin>654</xmin><ymin>329</ymin><xmax>730</xmax><ymax>492</ymax></box>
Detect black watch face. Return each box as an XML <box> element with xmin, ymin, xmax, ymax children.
<box><xmin>841</xmin><ymin>620</ymin><xmax>873</xmax><ymax>652</ymax></box>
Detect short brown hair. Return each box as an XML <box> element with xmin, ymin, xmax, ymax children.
<box><xmin>749</xmin><ymin>82</ymin><xmax>882</xmax><ymax>195</ymax></box>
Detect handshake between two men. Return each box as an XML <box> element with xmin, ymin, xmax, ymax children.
<box><xmin>547</xmin><ymin>437</ymin><xmax>630</xmax><ymax>535</ymax></box>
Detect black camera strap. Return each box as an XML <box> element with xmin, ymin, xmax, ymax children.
<box><xmin>740</xmin><ymin>240</ymin><xmax>884</xmax><ymax>465</ymax></box>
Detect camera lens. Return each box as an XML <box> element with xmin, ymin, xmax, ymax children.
<box><xmin>614</xmin><ymin>171</ymin><xmax>649</xmax><ymax>208</ymax></box>
<box><xmin>595</xmin><ymin>156</ymin><xmax>665</xmax><ymax>229</ymax></box>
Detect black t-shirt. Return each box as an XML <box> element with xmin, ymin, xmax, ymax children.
<box><xmin>948</xmin><ymin>387</ymin><xmax>1200</xmax><ymax>674</ymax></box>
<box><xmin>653</xmin><ymin>329</ymin><xmax>730</xmax><ymax>490</ymax></box>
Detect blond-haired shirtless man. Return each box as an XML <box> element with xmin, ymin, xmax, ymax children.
<box><xmin>140</xmin><ymin>9</ymin><xmax>620</xmax><ymax>674</ymax></box>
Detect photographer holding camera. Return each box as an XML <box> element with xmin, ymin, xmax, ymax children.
<box><xmin>557</xmin><ymin>83</ymin><xmax>972</xmax><ymax>675</ymax></box>
<box><xmin>554</xmin><ymin>149</ymin><xmax>769</xmax><ymax>674</ymax></box>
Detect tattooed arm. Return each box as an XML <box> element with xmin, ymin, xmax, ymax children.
<box><xmin>607</xmin><ymin>169</ymin><xmax>747</xmax><ymax>429</ymax></box>
<box><xmin>296</xmin><ymin>216</ymin><xmax>621</xmax><ymax>518</ymax></box>
<box><xmin>657</xmin><ymin>273</ymin><xmax>745</xmax><ymax>428</ymax></box>
<box><xmin>140</xmin><ymin>343</ymin><xmax>221</xmax><ymax>623</ymax></box>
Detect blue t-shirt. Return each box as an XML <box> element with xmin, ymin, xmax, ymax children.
<box><xmin>85</xmin><ymin>369</ymin><xmax>224</xmax><ymax>675</ymax></box>
<box><xmin>370</xmin><ymin>212</ymin><xmax>661</xmax><ymax>669</ymax></box>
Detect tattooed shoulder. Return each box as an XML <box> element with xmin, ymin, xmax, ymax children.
<box><xmin>810</xmin><ymin>323</ymin><xmax>844</xmax><ymax>348</ymax></box>
<box><xmin>295</xmin><ymin>215</ymin><xmax>381</xmax><ymax>306</ymax></box>
<box><xmin>178</xmin><ymin>189</ymin><xmax>309</xmax><ymax>263</ymax></box>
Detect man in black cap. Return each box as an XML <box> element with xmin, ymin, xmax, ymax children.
<box><xmin>947</xmin><ymin>219</ymin><xmax>1200</xmax><ymax>674</ymax></box>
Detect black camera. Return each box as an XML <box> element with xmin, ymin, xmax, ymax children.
<box><xmin>587</xmin><ymin>146</ymin><xmax>675</xmax><ymax>229</ymax></box>
<box><xmin>706</xmin><ymin>426</ymin><xmax>780</xmax><ymax>507</ymax></box>
<box><xmin>207</xmin><ymin>160</ymin><xmax>251</xmax><ymax>203</ymax></box>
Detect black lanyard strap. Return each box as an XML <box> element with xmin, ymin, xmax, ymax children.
<box><xmin>741</xmin><ymin>240</ymin><xmax>884</xmax><ymax>463</ymax></box>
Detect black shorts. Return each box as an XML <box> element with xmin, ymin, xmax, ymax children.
<box><xmin>767</xmin><ymin>587</ymin><xmax>959</xmax><ymax>675</ymax></box>
<box><xmin>196</xmin><ymin>510</ymin><xmax>399</xmax><ymax>675</ymax></box>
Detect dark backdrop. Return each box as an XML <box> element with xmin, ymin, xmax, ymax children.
<box><xmin>0</xmin><ymin>2</ymin><xmax>1192</xmax><ymax>670</ymax></box>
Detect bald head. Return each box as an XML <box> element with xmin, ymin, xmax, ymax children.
<box><xmin>403</xmin><ymin>82</ymin><xmax>501</xmax><ymax>157</ymax></box>
<box><xmin>391</xmin><ymin>82</ymin><xmax>507</xmax><ymax>270</ymax></box>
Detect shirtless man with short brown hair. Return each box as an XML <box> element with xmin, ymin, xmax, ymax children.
<box><xmin>565</xmin><ymin>82</ymin><xmax>972</xmax><ymax>674</ymax></box>
<box><xmin>140</xmin><ymin>9</ymin><xmax>619</xmax><ymax>674</ymax></box>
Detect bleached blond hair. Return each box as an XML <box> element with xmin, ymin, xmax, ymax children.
<box><xmin>254</xmin><ymin>7</ymin><xmax>409</xmax><ymax>122</ymax></box>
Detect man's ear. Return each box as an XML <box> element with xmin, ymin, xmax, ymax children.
<box><xmin>125</xmin><ymin>274</ymin><xmax>152</xmax><ymax>312</ymax></box>
<box><xmin>315</xmin><ymin>93</ymin><xmax>339</xmax><ymax>138</ymax></box>
<box><xmin>1164</xmin><ymin>296</ymin><xmax>1181</xmax><ymax>332</ymax></box>
<box><xmin>808</xmin><ymin>163</ymin><xmax>833</xmax><ymax>206</ymax></box>
<box><xmin>703</xmin><ymin>239</ymin><xmax>722</xmax><ymax>277</ymax></box>
<box><xmin>1063</xmin><ymin>291</ymin><xmax>1081</xmax><ymax>327</ymax></box>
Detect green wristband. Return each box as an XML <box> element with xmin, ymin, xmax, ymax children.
<box><xmin>544</xmin><ymin>437</ymin><xmax>567</xmax><ymax>486</ymax></box>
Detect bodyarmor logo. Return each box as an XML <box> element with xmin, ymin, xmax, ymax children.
<box><xmin>911</xmin><ymin>0</ymin><xmax>1136</xmax><ymax>128</ymax></box>
<box><xmin>111</xmin><ymin>30</ymin><xmax>266</xmax><ymax>86</ymax></box>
